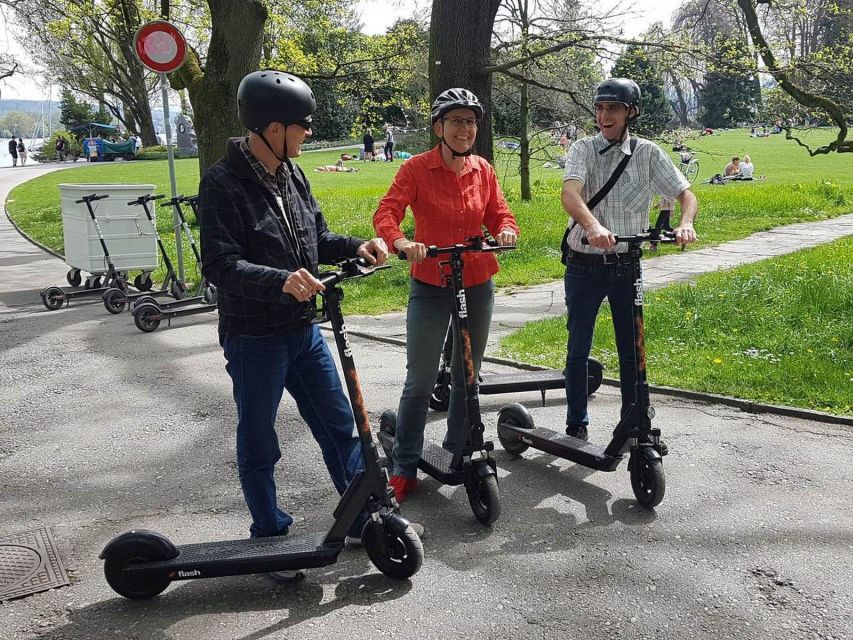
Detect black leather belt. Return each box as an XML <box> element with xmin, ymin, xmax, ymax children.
<box><xmin>567</xmin><ymin>249</ymin><xmax>630</xmax><ymax>265</ymax></box>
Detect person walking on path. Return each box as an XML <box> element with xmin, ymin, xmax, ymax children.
<box><xmin>560</xmin><ymin>77</ymin><xmax>698</xmax><ymax>442</ymax></box>
<box><xmin>16</xmin><ymin>139</ymin><xmax>27</xmax><ymax>166</ymax></box>
<box><xmin>373</xmin><ymin>88</ymin><xmax>519</xmax><ymax>503</ymax></box>
<box><xmin>8</xmin><ymin>139</ymin><xmax>17</xmax><ymax>167</ymax></box>
<box><xmin>198</xmin><ymin>69</ymin><xmax>406</xmax><ymax>581</ymax></box>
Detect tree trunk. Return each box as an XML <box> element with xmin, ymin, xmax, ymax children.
<box><xmin>170</xmin><ymin>0</ymin><xmax>267</xmax><ymax>173</ymax></box>
<box><xmin>671</xmin><ymin>76</ymin><xmax>690</xmax><ymax>127</ymax></box>
<box><xmin>429</xmin><ymin>0</ymin><xmax>502</xmax><ymax>163</ymax></box>
<box><xmin>519</xmin><ymin>79</ymin><xmax>531</xmax><ymax>201</ymax></box>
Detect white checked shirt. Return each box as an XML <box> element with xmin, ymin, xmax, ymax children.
<box><xmin>564</xmin><ymin>132</ymin><xmax>689</xmax><ymax>254</ymax></box>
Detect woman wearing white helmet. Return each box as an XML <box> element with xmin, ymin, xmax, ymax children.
<box><xmin>373</xmin><ymin>88</ymin><xmax>520</xmax><ymax>503</ymax></box>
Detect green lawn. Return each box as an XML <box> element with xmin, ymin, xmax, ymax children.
<box><xmin>499</xmin><ymin>237</ymin><xmax>853</xmax><ymax>416</ymax></box>
<box><xmin>6</xmin><ymin>128</ymin><xmax>852</xmax><ymax>316</ymax></box>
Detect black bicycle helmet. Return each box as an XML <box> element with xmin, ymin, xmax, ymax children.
<box><xmin>237</xmin><ymin>70</ymin><xmax>316</xmax><ymax>133</ymax></box>
<box><xmin>431</xmin><ymin>88</ymin><xmax>484</xmax><ymax>124</ymax></box>
<box><xmin>593</xmin><ymin>78</ymin><xmax>641</xmax><ymax>118</ymax></box>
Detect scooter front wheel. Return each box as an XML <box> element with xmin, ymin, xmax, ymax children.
<box><xmin>378</xmin><ymin>410</ymin><xmax>396</xmax><ymax>459</ymax></box>
<box><xmin>468</xmin><ymin>472</ymin><xmax>501</xmax><ymax>525</ymax></box>
<box><xmin>630</xmin><ymin>455</ymin><xmax>666</xmax><ymax>508</ymax></box>
<box><xmin>363</xmin><ymin>516</ymin><xmax>423</xmax><ymax>579</ymax></box>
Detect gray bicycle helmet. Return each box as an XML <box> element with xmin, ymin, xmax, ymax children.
<box><xmin>238</xmin><ymin>70</ymin><xmax>316</xmax><ymax>133</ymax></box>
<box><xmin>593</xmin><ymin>78</ymin><xmax>642</xmax><ymax>118</ymax></box>
<box><xmin>431</xmin><ymin>88</ymin><xmax>484</xmax><ymax>124</ymax></box>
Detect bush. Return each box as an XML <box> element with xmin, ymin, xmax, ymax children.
<box><xmin>39</xmin><ymin>129</ymin><xmax>83</xmax><ymax>162</ymax></box>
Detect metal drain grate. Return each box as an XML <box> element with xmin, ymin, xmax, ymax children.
<box><xmin>0</xmin><ymin>526</ymin><xmax>69</xmax><ymax>601</ymax></box>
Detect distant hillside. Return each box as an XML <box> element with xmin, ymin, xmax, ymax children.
<box><xmin>0</xmin><ymin>99</ymin><xmax>60</xmax><ymax>118</ymax></box>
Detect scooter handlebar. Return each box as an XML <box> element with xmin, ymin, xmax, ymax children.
<box><xmin>318</xmin><ymin>257</ymin><xmax>391</xmax><ymax>288</ymax></box>
<box><xmin>397</xmin><ymin>238</ymin><xmax>516</xmax><ymax>260</ymax></box>
<box><xmin>580</xmin><ymin>230</ymin><xmax>676</xmax><ymax>245</ymax></box>
<box><xmin>127</xmin><ymin>194</ymin><xmax>166</xmax><ymax>206</ymax></box>
<box><xmin>75</xmin><ymin>194</ymin><xmax>110</xmax><ymax>204</ymax></box>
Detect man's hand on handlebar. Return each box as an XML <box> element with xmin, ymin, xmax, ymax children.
<box><xmin>584</xmin><ymin>223</ymin><xmax>616</xmax><ymax>249</ymax></box>
<box><xmin>673</xmin><ymin>222</ymin><xmax>697</xmax><ymax>246</ymax></box>
<box><xmin>394</xmin><ymin>238</ymin><xmax>428</xmax><ymax>264</ymax></box>
<box><xmin>283</xmin><ymin>268</ymin><xmax>325</xmax><ymax>302</ymax></box>
<box><xmin>357</xmin><ymin>238</ymin><xmax>389</xmax><ymax>265</ymax></box>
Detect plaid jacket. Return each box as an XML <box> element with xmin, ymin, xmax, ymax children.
<box><xmin>199</xmin><ymin>137</ymin><xmax>364</xmax><ymax>335</ymax></box>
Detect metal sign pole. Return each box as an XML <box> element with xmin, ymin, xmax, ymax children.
<box><xmin>160</xmin><ymin>72</ymin><xmax>184</xmax><ymax>281</ymax></box>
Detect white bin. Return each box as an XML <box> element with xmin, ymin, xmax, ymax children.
<box><xmin>59</xmin><ymin>183</ymin><xmax>159</xmax><ymax>275</ymax></box>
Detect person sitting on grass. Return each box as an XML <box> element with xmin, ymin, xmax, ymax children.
<box><xmin>739</xmin><ymin>154</ymin><xmax>754</xmax><ymax>180</ymax></box>
<box><xmin>724</xmin><ymin>155</ymin><xmax>741</xmax><ymax>178</ymax></box>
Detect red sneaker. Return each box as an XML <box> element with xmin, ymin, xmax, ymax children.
<box><xmin>388</xmin><ymin>475</ymin><xmax>420</xmax><ymax>503</ymax></box>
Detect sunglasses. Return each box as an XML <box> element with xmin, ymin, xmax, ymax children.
<box><xmin>294</xmin><ymin>118</ymin><xmax>313</xmax><ymax>131</ymax></box>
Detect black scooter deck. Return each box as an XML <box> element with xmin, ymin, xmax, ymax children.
<box><xmin>479</xmin><ymin>369</ymin><xmax>564</xmax><ymax>395</ymax></box>
<box><xmin>376</xmin><ymin>430</ymin><xmax>465</xmax><ymax>485</ymax></box>
<box><xmin>125</xmin><ymin>532</ymin><xmax>339</xmax><ymax>580</ymax></box>
<box><xmin>504</xmin><ymin>424</ymin><xmax>623</xmax><ymax>472</ymax></box>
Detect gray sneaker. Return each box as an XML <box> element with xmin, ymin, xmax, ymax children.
<box><xmin>345</xmin><ymin>521</ymin><xmax>425</xmax><ymax>548</ymax></box>
<box><xmin>266</xmin><ymin>569</ymin><xmax>306</xmax><ymax>583</ymax></box>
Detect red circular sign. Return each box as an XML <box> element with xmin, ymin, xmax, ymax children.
<box><xmin>134</xmin><ymin>21</ymin><xmax>187</xmax><ymax>73</ymax></box>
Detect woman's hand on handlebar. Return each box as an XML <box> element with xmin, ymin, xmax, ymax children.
<box><xmin>493</xmin><ymin>228</ymin><xmax>518</xmax><ymax>246</ymax></box>
<box><xmin>283</xmin><ymin>268</ymin><xmax>325</xmax><ymax>302</ymax></box>
<box><xmin>394</xmin><ymin>238</ymin><xmax>428</xmax><ymax>263</ymax></box>
<box><xmin>357</xmin><ymin>238</ymin><xmax>388</xmax><ymax>265</ymax></box>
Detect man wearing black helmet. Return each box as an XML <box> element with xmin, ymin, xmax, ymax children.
<box><xmin>560</xmin><ymin>77</ymin><xmax>698</xmax><ymax>442</ymax></box>
<box><xmin>198</xmin><ymin>70</ymin><xmax>394</xmax><ymax>579</ymax></box>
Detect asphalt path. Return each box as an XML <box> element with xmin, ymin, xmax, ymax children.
<box><xmin>0</xmin><ymin>163</ymin><xmax>851</xmax><ymax>640</ymax></box>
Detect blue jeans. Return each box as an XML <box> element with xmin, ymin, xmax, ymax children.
<box><xmin>392</xmin><ymin>278</ymin><xmax>495</xmax><ymax>478</ymax></box>
<box><xmin>564</xmin><ymin>260</ymin><xmax>638</xmax><ymax>429</ymax></box>
<box><xmin>221</xmin><ymin>326</ymin><xmax>364</xmax><ymax>538</ymax></box>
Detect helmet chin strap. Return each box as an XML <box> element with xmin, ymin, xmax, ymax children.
<box><xmin>442</xmin><ymin>137</ymin><xmax>473</xmax><ymax>158</ymax></box>
<box><xmin>259</xmin><ymin>129</ymin><xmax>287</xmax><ymax>163</ymax></box>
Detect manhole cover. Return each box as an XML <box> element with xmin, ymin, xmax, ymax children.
<box><xmin>0</xmin><ymin>526</ymin><xmax>69</xmax><ymax>601</ymax></box>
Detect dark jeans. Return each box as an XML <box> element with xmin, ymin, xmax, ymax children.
<box><xmin>391</xmin><ymin>278</ymin><xmax>494</xmax><ymax>478</ymax></box>
<box><xmin>384</xmin><ymin>141</ymin><xmax>394</xmax><ymax>161</ymax></box>
<box><xmin>564</xmin><ymin>260</ymin><xmax>638</xmax><ymax>429</ymax></box>
<box><xmin>221</xmin><ymin>326</ymin><xmax>364</xmax><ymax>538</ymax></box>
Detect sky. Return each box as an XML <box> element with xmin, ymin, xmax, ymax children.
<box><xmin>0</xmin><ymin>0</ymin><xmax>684</xmax><ymax>102</ymax></box>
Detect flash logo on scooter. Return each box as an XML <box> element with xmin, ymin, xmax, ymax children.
<box><xmin>178</xmin><ymin>570</ymin><xmax>201</xmax><ymax>578</ymax></box>
<box><xmin>339</xmin><ymin>323</ymin><xmax>352</xmax><ymax>357</ymax></box>
<box><xmin>634</xmin><ymin>278</ymin><xmax>643</xmax><ymax>307</ymax></box>
<box><xmin>457</xmin><ymin>289</ymin><xmax>468</xmax><ymax>319</ymax></box>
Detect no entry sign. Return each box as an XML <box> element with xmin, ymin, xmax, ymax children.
<box><xmin>134</xmin><ymin>21</ymin><xmax>187</xmax><ymax>74</ymax></box>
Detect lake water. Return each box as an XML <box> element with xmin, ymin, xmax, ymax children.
<box><xmin>2</xmin><ymin>138</ymin><xmax>46</xmax><ymax>165</ymax></box>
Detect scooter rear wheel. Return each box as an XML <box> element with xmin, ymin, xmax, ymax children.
<box><xmin>630</xmin><ymin>455</ymin><xmax>666</xmax><ymax>508</ymax></box>
<box><xmin>497</xmin><ymin>403</ymin><xmax>533</xmax><ymax>455</ymax></box>
<box><xmin>134</xmin><ymin>303</ymin><xmax>162</xmax><ymax>333</ymax></box>
<box><xmin>102</xmin><ymin>288</ymin><xmax>127</xmax><ymax>314</ymax></box>
<box><xmin>587</xmin><ymin>357</ymin><xmax>604</xmax><ymax>395</ymax></box>
<box><xmin>41</xmin><ymin>286</ymin><xmax>65</xmax><ymax>311</ymax></box>
<box><xmin>363</xmin><ymin>517</ymin><xmax>423</xmax><ymax>579</ymax></box>
<box><xmin>103</xmin><ymin>542</ymin><xmax>172</xmax><ymax>599</ymax></box>
<box><xmin>428</xmin><ymin>372</ymin><xmax>451</xmax><ymax>411</ymax></box>
<box><xmin>468</xmin><ymin>473</ymin><xmax>501</xmax><ymax>525</ymax></box>
<box><xmin>378</xmin><ymin>410</ymin><xmax>396</xmax><ymax>459</ymax></box>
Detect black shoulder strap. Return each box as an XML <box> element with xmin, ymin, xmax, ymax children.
<box><xmin>560</xmin><ymin>137</ymin><xmax>638</xmax><ymax>265</ymax></box>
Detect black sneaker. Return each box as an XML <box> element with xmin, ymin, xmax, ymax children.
<box><xmin>565</xmin><ymin>424</ymin><xmax>589</xmax><ymax>441</ymax></box>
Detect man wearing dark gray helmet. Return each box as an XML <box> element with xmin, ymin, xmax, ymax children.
<box><xmin>198</xmin><ymin>70</ymin><xmax>408</xmax><ymax>581</ymax></box>
<box><xmin>559</xmin><ymin>78</ymin><xmax>698</xmax><ymax>443</ymax></box>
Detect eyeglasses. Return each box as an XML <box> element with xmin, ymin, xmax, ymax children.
<box><xmin>443</xmin><ymin>117</ymin><xmax>479</xmax><ymax>128</ymax></box>
<box><xmin>294</xmin><ymin>118</ymin><xmax>312</xmax><ymax>131</ymax></box>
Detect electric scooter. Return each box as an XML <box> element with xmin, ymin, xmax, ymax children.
<box><xmin>496</xmin><ymin>229</ymin><xmax>672</xmax><ymax>509</ymax></box>
<box><xmin>40</xmin><ymin>194</ymin><xmax>129</xmax><ymax>310</ymax></box>
<box><xmin>100</xmin><ymin>257</ymin><xmax>423</xmax><ymax>599</ymax></box>
<box><xmin>377</xmin><ymin>237</ymin><xmax>514</xmax><ymax>525</ymax></box>
<box><xmin>428</xmin><ymin>325</ymin><xmax>604</xmax><ymax>411</ymax></box>
<box><xmin>101</xmin><ymin>194</ymin><xmax>186</xmax><ymax>314</ymax></box>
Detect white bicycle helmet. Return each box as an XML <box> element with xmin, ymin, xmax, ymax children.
<box><xmin>431</xmin><ymin>88</ymin><xmax>484</xmax><ymax>124</ymax></box>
